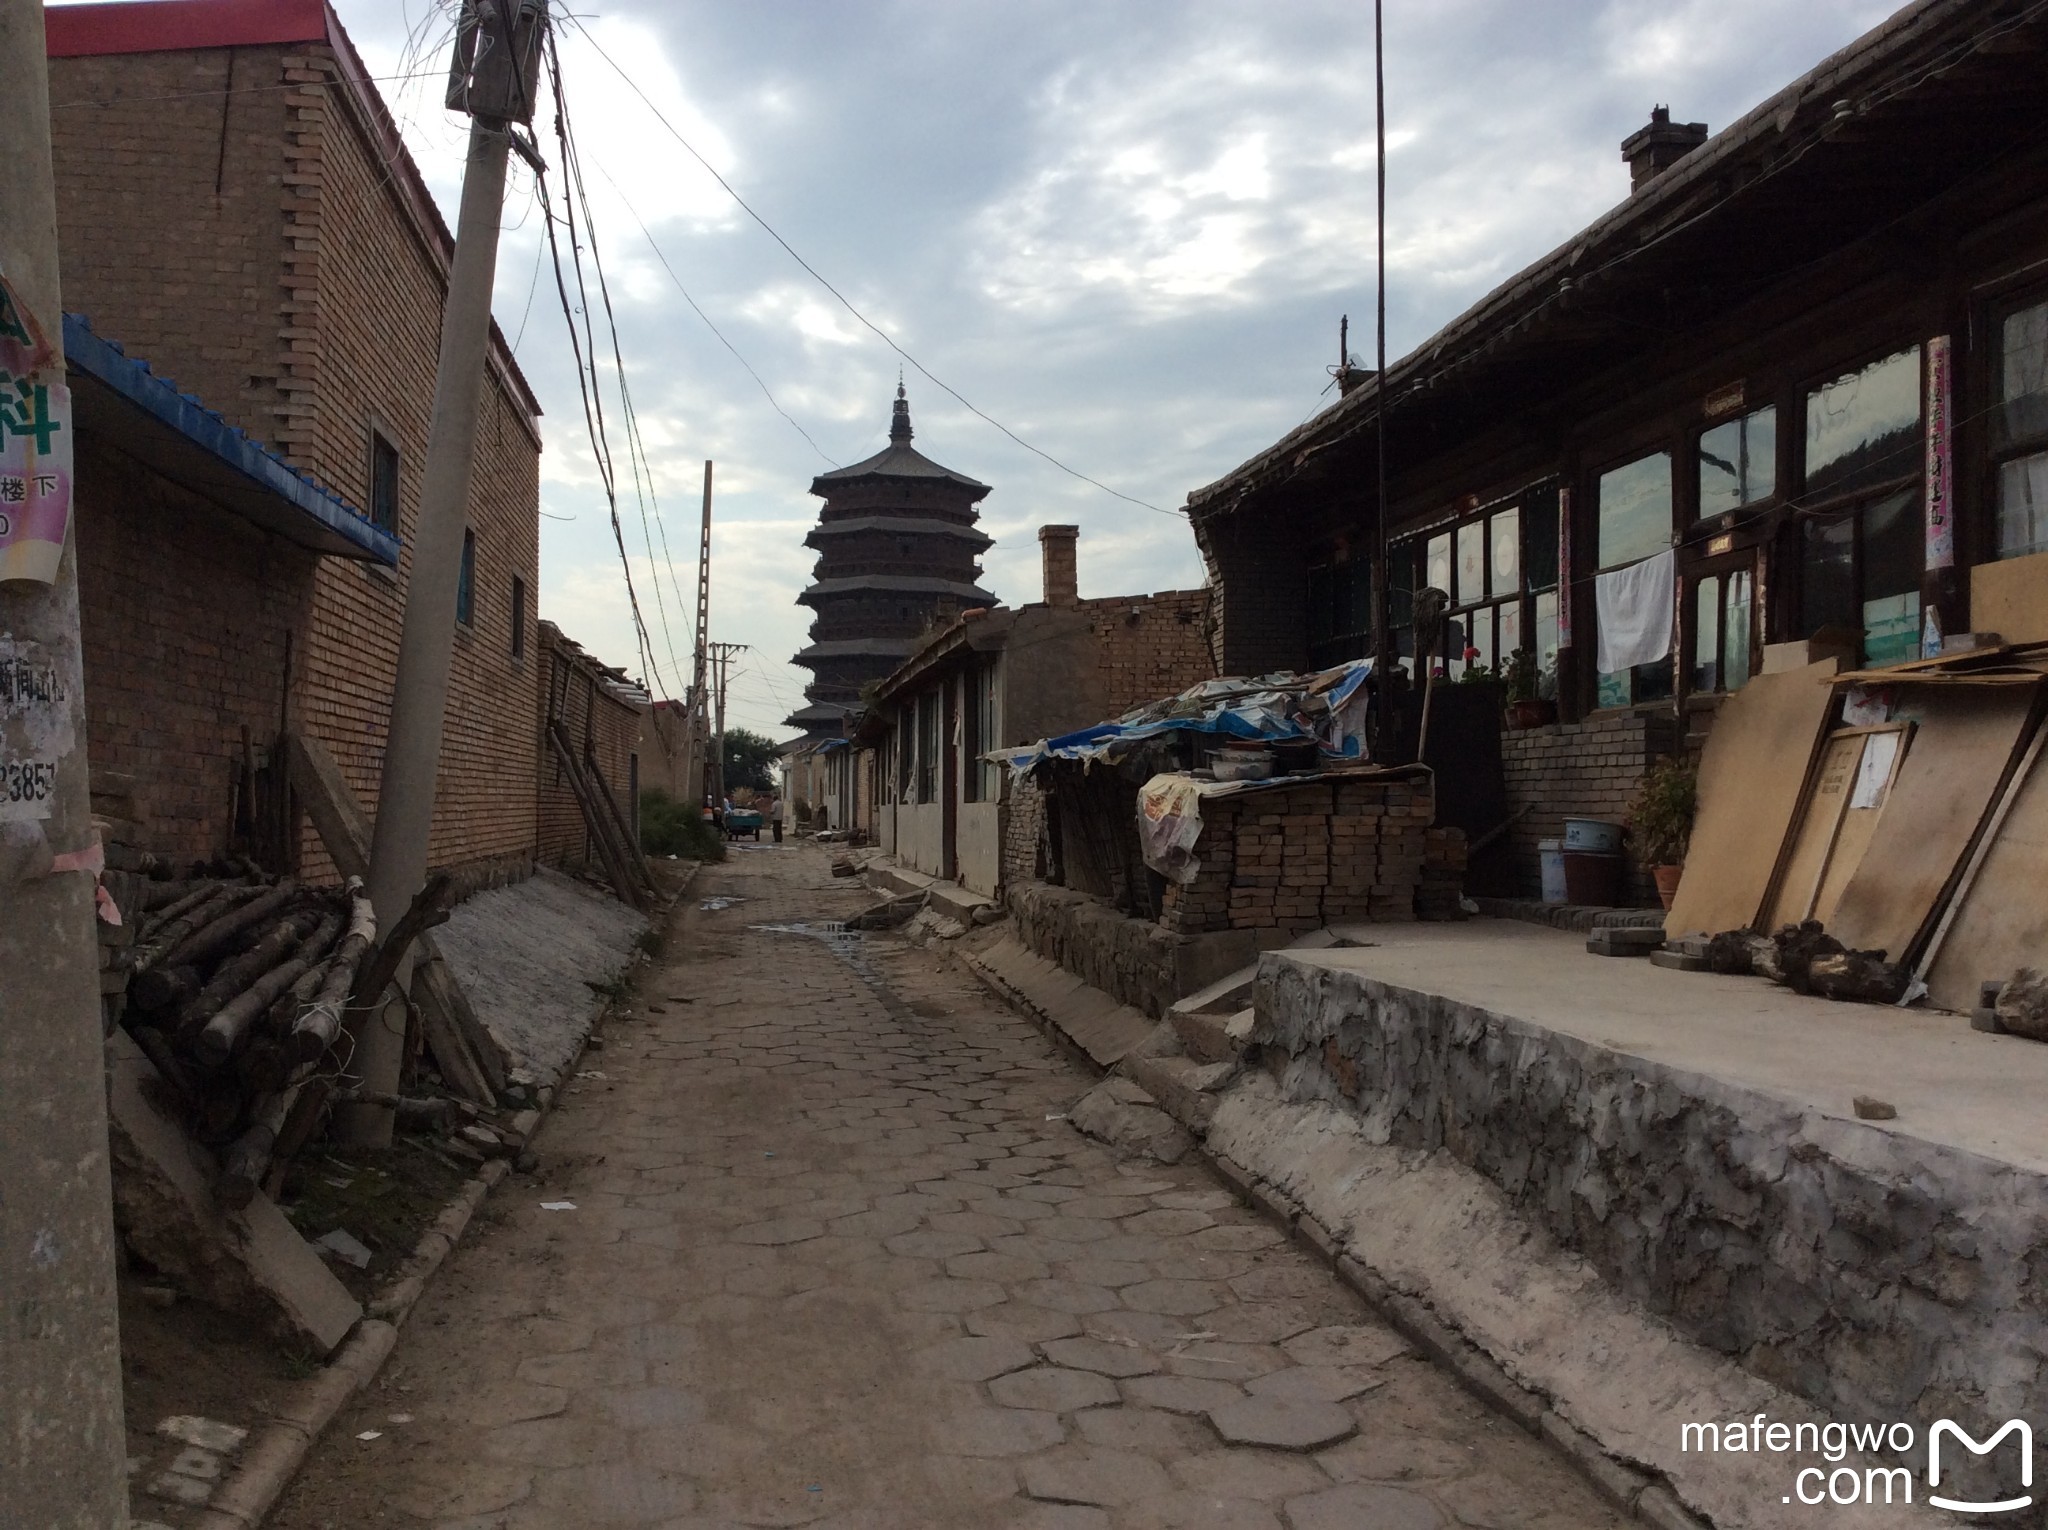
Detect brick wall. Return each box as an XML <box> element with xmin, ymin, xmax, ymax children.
<box><xmin>1159</xmin><ymin>772</ymin><xmax>1435</xmax><ymax>936</ymax></box>
<box><xmin>1499</xmin><ymin>713</ymin><xmax>1676</xmax><ymax>905</ymax></box>
<box><xmin>1001</xmin><ymin>776</ymin><xmax>1047</xmax><ymax>890</ymax></box>
<box><xmin>536</xmin><ymin>625</ymin><xmax>645</xmax><ymax>871</ymax></box>
<box><xmin>1077</xmin><ymin>588</ymin><xmax>1215</xmax><ymax>716</ymax></box>
<box><xmin>51</xmin><ymin>40</ymin><xmax>545</xmax><ymax>885</ymax></box>
<box><xmin>75</xmin><ymin>447</ymin><xmax>318</xmax><ymax>860</ymax></box>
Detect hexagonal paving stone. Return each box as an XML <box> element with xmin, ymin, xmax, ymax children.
<box><xmin>1018</xmin><ymin>1279</ymin><xmax>1120</xmax><ymax>1315</ymax></box>
<box><xmin>1013</xmin><ymin>1504</ymin><xmax>1111</xmax><ymax>1530</ymax></box>
<box><xmin>928</xmin><ymin>1407</ymin><xmax>1067</xmax><ymax>1458</ymax></box>
<box><xmin>1021</xmin><ymin>1447</ymin><xmax>1175</xmax><ymax>1506</ymax></box>
<box><xmin>730</xmin><ymin>1216</ymin><xmax>827</xmax><ymax>1246</ymax></box>
<box><xmin>895</xmin><ymin>1277</ymin><xmax>1009</xmax><ymax>1312</ymax></box>
<box><xmin>1120</xmin><ymin>1278</ymin><xmax>1225</xmax><ymax>1316</ymax></box>
<box><xmin>1169</xmin><ymin>1447</ymin><xmax>1329</xmax><ymax>1501</ymax></box>
<box><xmin>1040</xmin><ymin>1336</ymin><xmax>1162</xmax><ymax>1379</ymax></box>
<box><xmin>946</xmin><ymin>1250</ymin><xmax>1052</xmax><ymax>1283</ymax></box>
<box><xmin>1121</xmin><ymin>1374</ymin><xmax>1246</xmax><ymax>1417</ymax></box>
<box><xmin>965</xmin><ymin>1304</ymin><xmax>1085</xmax><ymax>1343</ymax></box>
<box><xmin>1191</xmin><ymin>1224</ymin><xmax>1287</xmax><ymax>1253</ymax></box>
<box><xmin>594</xmin><ymin>1385</ymin><xmax>705</xmax><ymax>1430</ymax></box>
<box><xmin>912</xmin><ymin>1335</ymin><xmax>1038</xmax><ymax>1382</ymax></box>
<box><xmin>1246</xmin><ymin>1364</ymin><xmax>1385</xmax><ymax>1404</ymax></box>
<box><xmin>1283</xmin><ymin>1482</ymin><xmax>1445</xmax><ymax>1530</ymax></box>
<box><xmin>1162</xmin><ymin>1341</ymin><xmax>1287</xmax><ymax>1381</ymax></box>
<box><xmin>1279</xmin><ymin>1324</ymin><xmax>1411</xmax><ymax>1369</ymax></box>
<box><xmin>987</xmin><ymin>1366</ymin><xmax>1120</xmax><ymax>1413</ymax></box>
<box><xmin>1207</xmin><ymin>1397</ymin><xmax>1358</xmax><ymax>1452</ymax></box>
<box><xmin>1123</xmin><ymin>1208</ymin><xmax>1216</xmax><ymax>1237</ymax></box>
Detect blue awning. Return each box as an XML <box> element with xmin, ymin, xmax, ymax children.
<box><xmin>64</xmin><ymin>313</ymin><xmax>399</xmax><ymax>565</ymax></box>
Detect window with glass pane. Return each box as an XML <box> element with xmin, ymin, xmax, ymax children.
<box><xmin>1996</xmin><ymin>299</ymin><xmax>2048</xmax><ymax>559</ymax></box>
<box><xmin>1697</xmin><ymin>407</ymin><xmax>1777</xmax><ymax>516</ymax></box>
<box><xmin>1800</xmin><ymin>487</ymin><xmax>1922</xmax><ymax>665</ymax></box>
<box><xmin>1533</xmin><ymin>590</ymin><xmax>1559</xmax><ymax>697</ymax></box>
<box><xmin>1426</xmin><ymin>533</ymin><xmax>1451</xmax><ymax>597</ymax></box>
<box><xmin>916</xmin><ymin>694</ymin><xmax>940</xmax><ymax>803</ymax></box>
<box><xmin>1597</xmin><ymin>453</ymin><xmax>1672</xmax><ymax>568</ymax></box>
<box><xmin>1806</xmin><ymin>347</ymin><xmax>1921</xmax><ymax>498</ymax></box>
<box><xmin>1691</xmin><ymin>571</ymin><xmax>1753</xmax><ymax>694</ymax></box>
<box><xmin>1491</xmin><ymin>508</ymin><xmax>1519</xmax><ymax>594</ymax></box>
<box><xmin>1456</xmin><ymin>522</ymin><xmax>1485</xmax><ymax>602</ymax></box>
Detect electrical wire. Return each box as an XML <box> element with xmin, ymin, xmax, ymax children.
<box><xmin>561</xmin><ymin>13</ymin><xmax>1182</xmax><ymax>519</ymax></box>
<box><xmin>547</xmin><ymin>32</ymin><xmax>692</xmax><ymax>697</ymax></box>
<box><xmin>586</xmin><ymin>157</ymin><xmax>838</xmax><ymax>468</ymax></box>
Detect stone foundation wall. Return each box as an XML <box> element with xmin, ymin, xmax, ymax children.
<box><xmin>1255</xmin><ymin>955</ymin><xmax>2048</xmax><ymax>1468</ymax></box>
<box><xmin>1008</xmin><ymin>881</ymin><xmax>1253</xmax><ymax>1019</ymax></box>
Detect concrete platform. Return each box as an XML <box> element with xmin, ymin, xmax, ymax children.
<box><xmin>1308</xmin><ymin>918</ymin><xmax>2048</xmax><ymax>1172</ymax></box>
<box><xmin>1242</xmin><ymin>919</ymin><xmax>2048</xmax><ymax>1525</ymax></box>
<box><xmin>862</xmin><ymin>860</ymin><xmax>996</xmax><ymax>926</ymax></box>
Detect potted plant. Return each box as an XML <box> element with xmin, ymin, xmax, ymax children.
<box><xmin>1630</xmin><ymin>756</ymin><xmax>1698</xmax><ymax>909</ymax></box>
<box><xmin>1501</xmin><ymin>647</ymin><xmax>1555</xmax><ymax>729</ymax></box>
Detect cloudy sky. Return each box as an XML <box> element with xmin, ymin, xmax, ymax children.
<box><xmin>332</xmin><ymin>0</ymin><xmax>1901</xmax><ymax>740</ymax></box>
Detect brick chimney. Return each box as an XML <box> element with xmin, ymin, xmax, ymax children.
<box><xmin>1038</xmin><ymin>524</ymin><xmax>1079</xmax><ymax>607</ymax></box>
<box><xmin>1621</xmin><ymin>106</ymin><xmax>1707</xmax><ymax>191</ymax></box>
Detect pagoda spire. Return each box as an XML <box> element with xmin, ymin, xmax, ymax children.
<box><xmin>890</xmin><ymin>376</ymin><xmax>913</xmax><ymax>443</ymax></box>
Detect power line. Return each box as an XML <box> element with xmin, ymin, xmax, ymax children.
<box><xmin>562</xmin><ymin>14</ymin><xmax>1182</xmax><ymax>519</ymax></box>
<box><xmin>586</xmin><ymin>158</ymin><xmax>838</xmax><ymax>468</ymax></box>
<box><xmin>548</xmin><ymin>35</ymin><xmax>692</xmax><ymax>696</ymax></box>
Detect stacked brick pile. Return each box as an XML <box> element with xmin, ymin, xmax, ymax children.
<box><xmin>1418</xmin><ymin>826</ymin><xmax>1470</xmax><ymax>920</ymax></box>
<box><xmin>1157</xmin><ymin>770</ymin><xmax>1436</xmax><ymax>935</ymax></box>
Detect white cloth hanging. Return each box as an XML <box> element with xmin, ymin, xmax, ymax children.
<box><xmin>1593</xmin><ymin>547</ymin><xmax>1676</xmax><ymax>673</ymax></box>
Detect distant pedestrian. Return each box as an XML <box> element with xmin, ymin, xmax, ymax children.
<box><xmin>769</xmin><ymin>794</ymin><xmax>785</xmax><ymax>843</ymax></box>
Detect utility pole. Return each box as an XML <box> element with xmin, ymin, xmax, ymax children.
<box><xmin>0</xmin><ymin>1</ymin><xmax>131</xmax><ymax>1519</ymax></box>
<box><xmin>690</xmin><ymin>460</ymin><xmax>712</xmax><ymax>808</ymax></box>
<box><xmin>708</xmin><ymin>641</ymin><xmax>747</xmax><ymax>805</ymax></box>
<box><xmin>351</xmin><ymin>0</ymin><xmax>548</xmax><ymax>1145</ymax></box>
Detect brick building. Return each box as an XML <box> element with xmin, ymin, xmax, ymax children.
<box><xmin>1185</xmin><ymin>0</ymin><xmax>2048</xmax><ymax>898</ymax></box>
<box><xmin>858</xmin><ymin>526</ymin><xmax>1214</xmax><ymax>898</ymax></box>
<box><xmin>66</xmin><ymin>314</ymin><xmax>398</xmax><ymax>863</ymax></box>
<box><xmin>536</xmin><ymin>623</ymin><xmax>646</xmax><ymax>872</ymax></box>
<box><xmin>47</xmin><ymin>0</ymin><xmax>547</xmax><ymax>883</ymax></box>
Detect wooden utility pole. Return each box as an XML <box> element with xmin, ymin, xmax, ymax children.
<box><xmin>0</xmin><ymin>2</ymin><xmax>131</xmax><ymax>1517</ymax></box>
<box><xmin>708</xmin><ymin>641</ymin><xmax>747</xmax><ymax>805</ymax></box>
<box><xmin>351</xmin><ymin>0</ymin><xmax>548</xmax><ymax>1145</ymax></box>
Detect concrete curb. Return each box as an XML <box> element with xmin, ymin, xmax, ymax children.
<box><xmin>186</xmin><ymin>859</ymin><xmax>703</xmax><ymax>1529</ymax></box>
<box><xmin>961</xmin><ymin>949</ymin><xmax>1712</xmax><ymax>1530</ymax></box>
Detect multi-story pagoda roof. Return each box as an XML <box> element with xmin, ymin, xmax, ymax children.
<box><xmin>786</xmin><ymin>386</ymin><xmax>994</xmax><ymax>738</ymax></box>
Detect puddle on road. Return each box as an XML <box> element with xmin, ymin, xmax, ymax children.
<box><xmin>700</xmin><ymin>896</ymin><xmax>749</xmax><ymax>912</ymax></box>
<box><xmin>750</xmin><ymin>920</ymin><xmax>862</xmax><ymax>963</ymax></box>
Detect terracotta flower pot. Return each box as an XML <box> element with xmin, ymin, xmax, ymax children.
<box><xmin>1505</xmin><ymin>699</ymin><xmax>1556</xmax><ymax>730</ymax></box>
<box><xmin>1653</xmin><ymin>863</ymin><xmax>1683</xmax><ymax>910</ymax></box>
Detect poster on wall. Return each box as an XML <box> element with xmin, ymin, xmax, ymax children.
<box><xmin>0</xmin><ymin>267</ymin><xmax>73</xmax><ymax>586</ymax></box>
<box><xmin>1924</xmin><ymin>334</ymin><xmax>1954</xmax><ymax>572</ymax></box>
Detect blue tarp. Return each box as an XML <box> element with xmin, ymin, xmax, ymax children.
<box><xmin>993</xmin><ymin>658</ymin><xmax>1375</xmax><ymax>776</ymax></box>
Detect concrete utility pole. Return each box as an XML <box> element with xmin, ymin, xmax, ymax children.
<box><xmin>689</xmin><ymin>460</ymin><xmax>712</xmax><ymax>807</ymax></box>
<box><xmin>0</xmin><ymin>1</ymin><xmax>132</xmax><ymax>1520</ymax></box>
<box><xmin>708</xmin><ymin>641</ymin><xmax>747</xmax><ymax>805</ymax></box>
<box><xmin>352</xmin><ymin>0</ymin><xmax>548</xmax><ymax>1145</ymax></box>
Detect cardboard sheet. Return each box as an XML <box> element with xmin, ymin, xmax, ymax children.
<box><xmin>1969</xmin><ymin>548</ymin><xmax>2048</xmax><ymax>644</ymax></box>
<box><xmin>1825</xmin><ymin>684</ymin><xmax>2042</xmax><ymax>964</ymax></box>
<box><xmin>1924</xmin><ymin>725</ymin><xmax>2048</xmax><ymax>1012</ymax></box>
<box><xmin>1765</xmin><ymin>731</ymin><xmax>1874</xmax><ymax>930</ymax></box>
<box><xmin>1664</xmin><ymin>660</ymin><xmax>1838</xmax><ymax>939</ymax></box>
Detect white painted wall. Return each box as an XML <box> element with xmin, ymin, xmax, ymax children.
<box><xmin>958</xmin><ymin>802</ymin><xmax>1001</xmax><ymax>896</ymax></box>
<box><xmin>896</xmin><ymin>802</ymin><xmax>947</xmax><ymax>878</ymax></box>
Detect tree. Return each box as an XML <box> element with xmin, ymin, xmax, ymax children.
<box><xmin>722</xmin><ymin>728</ymin><xmax>780</xmax><ymax>792</ymax></box>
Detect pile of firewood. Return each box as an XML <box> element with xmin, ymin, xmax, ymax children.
<box><xmin>102</xmin><ymin>861</ymin><xmax>379</xmax><ymax>1208</ymax></box>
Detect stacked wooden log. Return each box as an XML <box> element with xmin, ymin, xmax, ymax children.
<box><xmin>105</xmin><ymin>863</ymin><xmax>377</xmax><ymax>1205</ymax></box>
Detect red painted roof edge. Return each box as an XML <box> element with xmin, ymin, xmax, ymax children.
<box><xmin>46</xmin><ymin>0</ymin><xmax>328</xmax><ymax>58</ymax></box>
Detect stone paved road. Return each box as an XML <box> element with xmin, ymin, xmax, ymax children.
<box><xmin>272</xmin><ymin>846</ymin><xmax>1625</xmax><ymax>1529</ymax></box>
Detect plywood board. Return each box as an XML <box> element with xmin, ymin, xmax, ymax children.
<box><xmin>1825</xmin><ymin>685</ymin><xmax>2041</xmax><ymax>963</ymax></box>
<box><xmin>1763</xmin><ymin>732</ymin><xmax>1865</xmax><ymax>930</ymax></box>
<box><xmin>1971</xmin><ymin>549</ymin><xmax>2048</xmax><ymax>644</ymax></box>
<box><xmin>1925</xmin><ymin>729</ymin><xmax>2048</xmax><ymax>1012</ymax></box>
<box><xmin>1664</xmin><ymin>660</ymin><xmax>1839</xmax><ymax>939</ymax></box>
<box><xmin>1812</xmin><ymin>727</ymin><xmax>1910</xmax><ymax>928</ymax></box>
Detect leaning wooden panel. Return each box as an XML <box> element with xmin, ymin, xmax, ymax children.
<box><xmin>1664</xmin><ymin>660</ymin><xmax>1839</xmax><ymax>939</ymax></box>
<box><xmin>1810</xmin><ymin>726</ymin><xmax>1910</xmax><ymax>929</ymax></box>
<box><xmin>1825</xmin><ymin>684</ymin><xmax>2043</xmax><ymax>964</ymax></box>
<box><xmin>1924</xmin><ymin>726</ymin><xmax>2048</xmax><ymax>1013</ymax></box>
